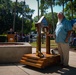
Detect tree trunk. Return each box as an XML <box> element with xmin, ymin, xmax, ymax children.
<box><xmin>13</xmin><ymin>0</ymin><xmax>17</xmax><ymax>31</ymax></box>
<box><xmin>50</xmin><ymin>4</ymin><xmax>55</xmax><ymax>32</ymax></box>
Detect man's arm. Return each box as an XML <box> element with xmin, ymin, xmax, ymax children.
<box><xmin>65</xmin><ymin>30</ymin><xmax>72</xmax><ymax>43</ymax></box>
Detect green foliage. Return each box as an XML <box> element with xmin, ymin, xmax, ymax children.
<box><xmin>0</xmin><ymin>0</ymin><xmax>34</xmax><ymax>34</ymax></box>
<box><xmin>45</xmin><ymin>12</ymin><xmax>57</xmax><ymax>25</ymax></box>
<box><xmin>31</xmin><ymin>22</ymin><xmax>36</xmax><ymax>31</ymax></box>
<box><xmin>0</xmin><ymin>35</ymin><xmax>7</xmax><ymax>42</ymax></box>
<box><xmin>1</xmin><ymin>0</ymin><xmax>76</xmax><ymax>35</ymax></box>
<box><xmin>64</xmin><ymin>0</ymin><xmax>76</xmax><ymax>19</ymax></box>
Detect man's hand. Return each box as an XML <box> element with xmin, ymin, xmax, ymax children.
<box><xmin>65</xmin><ymin>38</ymin><xmax>68</xmax><ymax>43</ymax></box>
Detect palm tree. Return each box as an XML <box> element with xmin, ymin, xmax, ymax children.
<box><xmin>70</xmin><ymin>0</ymin><xmax>73</xmax><ymax>18</ymax></box>
<box><xmin>40</xmin><ymin>0</ymin><xmax>44</xmax><ymax>16</ymax></box>
<box><xmin>36</xmin><ymin>0</ymin><xmax>39</xmax><ymax>20</ymax></box>
<box><xmin>13</xmin><ymin>0</ymin><xmax>17</xmax><ymax>31</ymax></box>
<box><xmin>45</xmin><ymin>0</ymin><xmax>55</xmax><ymax>32</ymax></box>
<box><xmin>22</xmin><ymin>0</ymin><xmax>25</xmax><ymax>34</ymax></box>
<box><xmin>55</xmin><ymin>0</ymin><xmax>68</xmax><ymax>14</ymax></box>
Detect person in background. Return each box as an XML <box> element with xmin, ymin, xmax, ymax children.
<box><xmin>25</xmin><ymin>34</ymin><xmax>29</xmax><ymax>42</ymax></box>
<box><xmin>22</xmin><ymin>33</ymin><xmax>25</xmax><ymax>42</ymax></box>
<box><xmin>54</xmin><ymin>12</ymin><xmax>72</xmax><ymax>67</ymax></box>
<box><xmin>72</xmin><ymin>33</ymin><xmax>76</xmax><ymax>47</ymax></box>
<box><xmin>14</xmin><ymin>32</ymin><xmax>17</xmax><ymax>42</ymax></box>
<box><xmin>30</xmin><ymin>34</ymin><xmax>33</xmax><ymax>43</ymax></box>
<box><xmin>8</xmin><ymin>28</ymin><xmax>14</xmax><ymax>34</ymax></box>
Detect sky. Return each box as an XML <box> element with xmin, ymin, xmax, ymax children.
<box><xmin>11</xmin><ymin>0</ymin><xmax>62</xmax><ymax>18</ymax></box>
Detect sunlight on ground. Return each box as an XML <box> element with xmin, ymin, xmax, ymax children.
<box><xmin>30</xmin><ymin>40</ymin><xmax>58</xmax><ymax>48</ymax></box>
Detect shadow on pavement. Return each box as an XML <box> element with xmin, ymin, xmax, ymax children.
<box><xmin>0</xmin><ymin>63</ymin><xmax>76</xmax><ymax>75</ymax></box>
<box><xmin>70</xmin><ymin>48</ymin><xmax>76</xmax><ymax>52</ymax></box>
<box><xmin>23</xmin><ymin>65</ymin><xmax>76</xmax><ymax>75</ymax></box>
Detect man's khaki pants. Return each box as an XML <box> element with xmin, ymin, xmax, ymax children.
<box><xmin>57</xmin><ymin>43</ymin><xmax>69</xmax><ymax>66</ymax></box>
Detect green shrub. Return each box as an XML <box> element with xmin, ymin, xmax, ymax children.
<box><xmin>0</xmin><ymin>35</ymin><xmax>7</xmax><ymax>42</ymax></box>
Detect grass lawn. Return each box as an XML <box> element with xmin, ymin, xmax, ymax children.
<box><xmin>30</xmin><ymin>40</ymin><xmax>58</xmax><ymax>49</ymax></box>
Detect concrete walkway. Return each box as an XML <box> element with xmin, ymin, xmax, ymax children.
<box><xmin>0</xmin><ymin>48</ymin><xmax>76</xmax><ymax>75</ymax></box>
